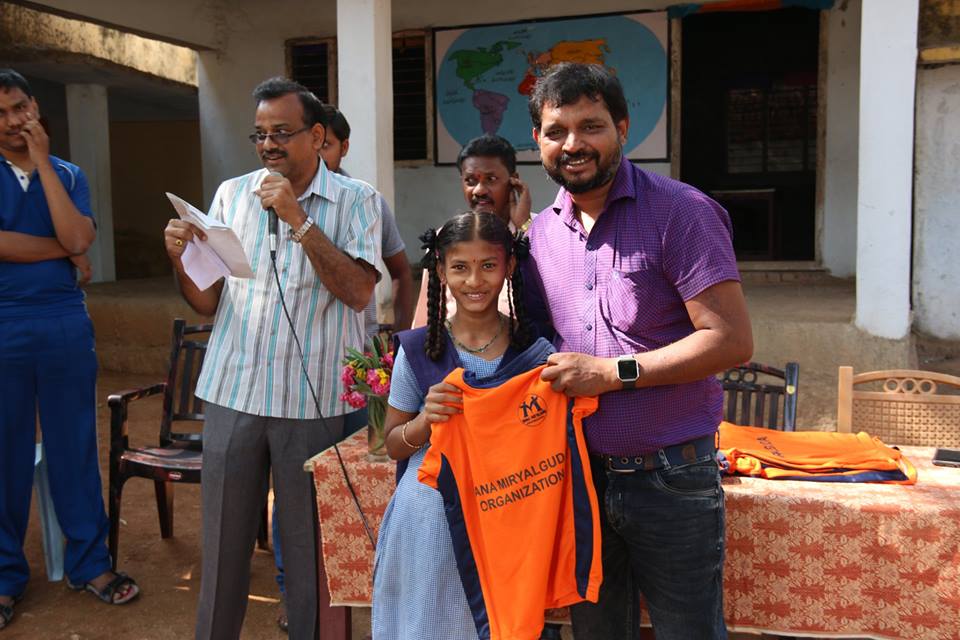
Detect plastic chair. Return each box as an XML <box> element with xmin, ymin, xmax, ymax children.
<box><xmin>107</xmin><ymin>319</ymin><xmax>268</xmax><ymax>570</ymax></box>
<box><xmin>33</xmin><ymin>443</ymin><xmax>64</xmax><ymax>581</ymax></box>
<box><xmin>837</xmin><ymin>367</ymin><xmax>960</xmax><ymax>447</ymax></box>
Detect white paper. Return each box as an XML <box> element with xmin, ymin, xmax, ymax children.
<box><xmin>166</xmin><ymin>192</ymin><xmax>254</xmax><ymax>290</ymax></box>
<box><xmin>181</xmin><ymin>240</ymin><xmax>229</xmax><ymax>291</ymax></box>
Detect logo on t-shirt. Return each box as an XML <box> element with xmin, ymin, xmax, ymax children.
<box><xmin>518</xmin><ymin>394</ymin><xmax>547</xmax><ymax>427</ymax></box>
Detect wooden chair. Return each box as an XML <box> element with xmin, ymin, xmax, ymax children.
<box><xmin>720</xmin><ymin>362</ymin><xmax>799</xmax><ymax>431</ymax></box>
<box><xmin>107</xmin><ymin>319</ymin><xmax>271</xmax><ymax>569</ymax></box>
<box><xmin>837</xmin><ymin>367</ymin><xmax>960</xmax><ymax>447</ymax></box>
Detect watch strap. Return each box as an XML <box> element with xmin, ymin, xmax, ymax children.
<box><xmin>290</xmin><ymin>216</ymin><xmax>314</xmax><ymax>243</ymax></box>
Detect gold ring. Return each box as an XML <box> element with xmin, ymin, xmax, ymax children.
<box><xmin>175</xmin><ymin>239</ymin><xmax>183</xmax><ymax>247</ymax></box>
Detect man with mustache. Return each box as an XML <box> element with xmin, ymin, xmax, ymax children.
<box><xmin>411</xmin><ymin>134</ymin><xmax>532</xmax><ymax>327</ymax></box>
<box><xmin>270</xmin><ymin>104</ymin><xmax>412</xmax><ymax>632</ymax></box>
<box><xmin>523</xmin><ymin>63</ymin><xmax>753</xmax><ymax>639</ymax></box>
<box><xmin>163</xmin><ymin>77</ymin><xmax>381</xmax><ymax>640</ymax></box>
<box><xmin>0</xmin><ymin>69</ymin><xmax>140</xmax><ymax>632</ymax></box>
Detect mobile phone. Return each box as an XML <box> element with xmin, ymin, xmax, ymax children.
<box><xmin>932</xmin><ymin>448</ymin><xmax>960</xmax><ymax>468</ymax></box>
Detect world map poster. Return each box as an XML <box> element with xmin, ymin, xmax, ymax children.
<box><xmin>434</xmin><ymin>12</ymin><xmax>669</xmax><ymax>164</ymax></box>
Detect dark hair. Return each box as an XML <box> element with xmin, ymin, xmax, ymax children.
<box><xmin>420</xmin><ymin>212</ymin><xmax>533</xmax><ymax>360</ymax></box>
<box><xmin>456</xmin><ymin>134</ymin><xmax>517</xmax><ymax>175</ymax></box>
<box><xmin>252</xmin><ymin>77</ymin><xmax>327</xmax><ymax>127</ymax></box>
<box><xmin>323</xmin><ymin>106</ymin><xmax>351</xmax><ymax>142</ymax></box>
<box><xmin>0</xmin><ymin>69</ymin><xmax>32</xmax><ymax>98</ymax></box>
<box><xmin>528</xmin><ymin>63</ymin><xmax>628</xmax><ymax>130</ymax></box>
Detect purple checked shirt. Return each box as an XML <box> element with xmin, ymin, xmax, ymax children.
<box><xmin>524</xmin><ymin>156</ymin><xmax>740</xmax><ymax>455</ymax></box>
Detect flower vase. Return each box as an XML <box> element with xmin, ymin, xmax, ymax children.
<box><xmin>366</xmin><ymin>396</ymin><xmax>389</xmax><ymax>462</ymax></box>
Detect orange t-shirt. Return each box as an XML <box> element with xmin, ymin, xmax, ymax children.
<box><xmin>419</xmin><ymin>365</ymin><xmax>602</xmax><ymax>640</ymax></box>
<box><xmin>718</xmin><ymin>421</ymin><xmax>917</xmax><ymax>484</ymax></box>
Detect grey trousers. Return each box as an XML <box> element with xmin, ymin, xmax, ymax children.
<box><xmin>195</xmin><ymin>402</ymin><xmax>344</xmax><ymax>640</ymax></box>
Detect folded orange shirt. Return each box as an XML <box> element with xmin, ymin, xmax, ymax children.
<box><xmin>718</xmin><ymin>421</ymin><xmax>917</xmax><ymax>485</ymax></box>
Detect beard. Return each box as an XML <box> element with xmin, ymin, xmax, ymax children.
<box><xmin>543</xmin><ymin>145</ymin><xmax>621</xmax><ymax>194</ymax></box>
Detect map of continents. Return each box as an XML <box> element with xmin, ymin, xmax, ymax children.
<box><xmin>436</xmin><ymin>13</ymin><xmax>667</xmax><ymax>162</ymax></box>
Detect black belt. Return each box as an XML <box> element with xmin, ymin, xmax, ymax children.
<box><xmin>596</xmin><ymin>434</ymin><xmax>717</xmax><ymax>473</ymax></box>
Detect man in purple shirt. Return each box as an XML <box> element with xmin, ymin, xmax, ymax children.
<box><xmin>523</xmin><ymin>63</ymin><xmax>753</xmax><ymax>639</ymax></box>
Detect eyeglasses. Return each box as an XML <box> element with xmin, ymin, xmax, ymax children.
<box><xmin>247</xmin><ymin>126</ymin><xmax>311</xmax><ymax>145</ymax></box>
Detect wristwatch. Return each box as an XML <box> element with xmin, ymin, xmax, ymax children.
<box><xmin>290</xmin><ymin>216</ymin><xmax>314</xmax><ymax>243</ymax></box>
<box><xmin>616</xmin><ymin>356</ymin><xmax>640</xmax><ymax>390</ymax></box>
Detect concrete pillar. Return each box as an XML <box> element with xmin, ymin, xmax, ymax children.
<box><xmin>913</xmin><ymin>64</ymin><xmax>960</xmax><ymax>340</ymax></box>
<box><xmin>854</xmin><ymin>0</ymin><xmax>918</xmax><ymax>339</ymax></box>
<box><xmin>66</xmin><ymin>83</ymin><xmax>115</xmax><ymax>282</ymax></box>
<box><xmin>820</xmin><ymin>0</ymin><xmax>860</xmax><ymax>278</ymax></box>
<box><xmin>336</xmin><ymin>0</ymin><xmax>395</xmax><ymax>209</ymax></box>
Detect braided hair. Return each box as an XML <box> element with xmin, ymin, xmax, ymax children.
<box><xmin>420</xmin><ymin>211</ymin><xmax>534</xmax><ymax>361</ymax></box>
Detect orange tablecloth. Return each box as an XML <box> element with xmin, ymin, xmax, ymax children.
<box><xmin>310</xmin><ymin>433</ymin><xmax>960</xmax><ymax>639</ymax></box>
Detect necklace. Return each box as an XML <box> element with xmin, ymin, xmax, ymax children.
<box><xmin>445</xmin><ymin>315</ymin><xmax>505</xmax><ymax>354</ymax></box>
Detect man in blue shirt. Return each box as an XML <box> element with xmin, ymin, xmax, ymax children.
<box><xmin>0</xmin><ymin>69</ymin><xmax>140</xmax><ymax>631</ymax></box>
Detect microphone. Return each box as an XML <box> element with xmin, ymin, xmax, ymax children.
<box><xmin>266</xmin><ymin>170</ymin><xmax>282</xmax><ymax>259</ymax></box>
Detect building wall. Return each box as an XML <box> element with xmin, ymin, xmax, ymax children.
<box><xmin>913</xmin><ymin>63</ymin><xmax>960</xmax><ymax>340</ymax></box>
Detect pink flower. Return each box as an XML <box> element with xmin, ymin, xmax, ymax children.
<box><xmin>341</xmin><ymin>365</ymin><xmax>356</xmax><ymax>388</ymax></box>
<box><xmin>345</xmin><ymin>391</ymin><xmax>367</xmax><ymax>409</ymax></box>
<box><xmin>383</xmin><ymin>352</ymin><xmax>394</xmax><ymax>367</ymax></box>
<box><xmin>366</xmin><ymin>368</ymin><xmax>381</xmax><ymax>387</ymax></box>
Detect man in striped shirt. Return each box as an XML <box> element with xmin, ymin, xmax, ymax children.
<box><xmin>163</xmin><ymin>77</ymin><xmax>381</xmax><ymax>640</ymax></box>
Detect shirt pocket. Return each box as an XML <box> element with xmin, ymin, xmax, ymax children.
<box><xmin>600</xmin><ymin>267</ymin><xmax>656</xmax><ymax>337</ymax></box>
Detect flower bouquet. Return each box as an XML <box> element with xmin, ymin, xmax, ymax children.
<box><xmin>340</xmin><ymin>333</ymin><xmax>394</xmax><ymax>461</ymax></box>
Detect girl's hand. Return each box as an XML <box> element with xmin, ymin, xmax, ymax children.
<box><xmin>423</xmin><ymin>382</ymin><xmax>463</xmax><ymax>424</ymax></box>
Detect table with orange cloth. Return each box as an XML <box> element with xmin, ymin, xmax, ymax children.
<box><xmin>307</xmin><ymin>431</ymin><xmax>960</xmax><ymax>640</ymax></box>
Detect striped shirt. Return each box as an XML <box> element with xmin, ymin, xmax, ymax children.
<box><xmin>195</xmin><ymin>161</ymin><xmax>382</xmax><ymax>418</ymax></box>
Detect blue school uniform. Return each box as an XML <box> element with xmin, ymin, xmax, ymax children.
<box><xmin>371</xmin><ymin>327</ymin><xmax>552</xmax><ymax>639</ymax></box>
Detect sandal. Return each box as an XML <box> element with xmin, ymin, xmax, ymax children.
<box><xmin>68</xmin><ymin>572</ymin><xmax>140</xmax><ymax>605</ymax></box>
<box><xmin>277</xmin><ymin>600</ymin><xmax>288</xmax><ymax>633</ymax></box>
<box><xmin>0</xmin><ymin>594</ymin><xmax>23</xmax><ymax>631</ymax></box>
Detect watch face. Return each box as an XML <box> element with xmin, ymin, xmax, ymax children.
<box><xmin>617</xmin><ymin>358</ymin><xmax>639</xmax><ymax>381</ymax></box>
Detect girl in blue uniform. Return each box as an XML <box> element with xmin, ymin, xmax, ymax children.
<box><xmin>371</xmin><ymin>211</ymin><xmax>536</xmax><ymax>639</ymax></box>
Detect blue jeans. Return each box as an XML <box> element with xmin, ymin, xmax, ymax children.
<box><xmin>273</xmin><ymin>408</ymin><xmax>368</xmax><ymax>595</ymax></box>
<box><xmin>570</xmin><ymin>453</ymin><xmax>727</xmax><ymax>640</ymax></box>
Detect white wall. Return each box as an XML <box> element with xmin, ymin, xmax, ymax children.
<box><xmin>820</xmin><ymin>0</ymin><xmax>860</xmax><ymax>278</ymax></box>
<box><xmin>913</xmin><ymin>64</ymin><xmax>960</xmax><ymax>340</ymax></box>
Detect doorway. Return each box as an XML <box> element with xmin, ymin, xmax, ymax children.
<box><xmin>681</xmin><ymin>8</ymin><xmax>820</xmax><ymax>261</ymax></box>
